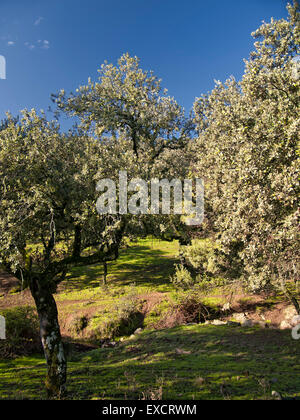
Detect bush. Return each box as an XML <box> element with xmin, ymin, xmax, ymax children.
<box><xmin>0</xmin><ymin>306</ymin><xmax>42</xmax><ymax>358</ymax></box>
<box><xmin>170</xmin><ymin>264</ymin><xmax>195</xmax><ymax>290</ymax></box>
<box><xmin>69</xmin><ymin>315</ymin><xmax>89</xmax><ymax>335</ymax></box>
<box><xmin>182</xmin><ymin>240</ymin><xmax>218</xmax><ymax>275</ymax></box>
<box><xmin>157</xmin><ymin>293</ymin><xmax>220</xmax><ymax>328</ymax></box>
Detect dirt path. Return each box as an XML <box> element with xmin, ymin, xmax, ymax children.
<box><xmin>0</xmin><ymin>271</ymin><xmax>33</xmax><ymax>309</ymax></box>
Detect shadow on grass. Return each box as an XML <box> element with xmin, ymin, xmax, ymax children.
<box><xmin>63</xmin><ymin>243</ymin><xmax>178</xmax><ymax>292</ymax></box>
<box><xmin>67</xmin><ymin>325</ymin><xmax>300</xmax><ymax>400</ymax></box>
<box><xmin>1</xmin><ymin>324</ymin><xmax>300</xmax><ymax>400</ymax></box>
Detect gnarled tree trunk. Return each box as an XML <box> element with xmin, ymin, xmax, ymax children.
<box><xmin>29</xmin><ymin>276</ymin><xmax>67</xmax><ymax>398</ymax></box>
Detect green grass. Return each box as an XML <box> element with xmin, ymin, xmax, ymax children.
<box><xmin>1</xmin><ymin>237</ymin><xmax>299</xmax><ymax>400</ymax></box>
<box><xmin>53</xmin><ymin>238</ymin><xmax>180</xmax><ymax>340</ymax></box>
<box><xmin>68</xmin><ymin>238</ymin><xmax>178</xmax><ymax>290</ymax></box>
<box><xmin>1</xmin><ymin>324</ymin><xmax>299</xmax><ymax>400</ymax></box>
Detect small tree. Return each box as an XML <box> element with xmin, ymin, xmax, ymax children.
<box><xmin>53</xmin><ymin>53</ymin><xmax>193</xmax><ymax>164</ymax></box>
<box><xmin>0</xmin><ymin>111</ymin><xmax>126</xmax><ymax>397</ymax></box>
<box><xmin>54</xmin><ymin>53</ymin><xmax>195</xmax><ymax>243</ymax></box>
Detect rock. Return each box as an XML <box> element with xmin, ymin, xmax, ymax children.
<box><xmin>221</xmin><ymin>302</ymin><xmax>231</xmax><ymax>312</ymax></box>
<box><xmin>195</xmin><ymin>377</ymin><xmax>206</xmax><ymax>385</ymax></box>
<box><xmin>176</xmin><ymin>348</ymin><xmax>191</xmax><ymax>355</ymax></box>
<box><xmin>280</xmin><ymin>320</ymin><xmax>291</xmax><ymax>330</ymax></box>
<box><xmin>272</xmin><ymin>390</ymin><xmax>283</xmax><ymax>400</ymax></box>
<box><xmin>284</xmin><ymin>305</ymin><xmax>298</xmax><ymax>320</ymax></box>
<box><xmin>211</xmin><ymin>320</ymin><xmax>227</xmax><ymax>326</ymax></box>
<box><xmin>129</xmin><ymin>334</ymin><xmax>136</xmax><ymax>339</ymax></box>
<box><xmin>134</xmin><ymin>328</ymin><xmax>143</xmax><ymax>335</ymax></box>
<box><xmin>232</xmin><ymin>313</ymin><xmax>248</xmax><ymax>323</ymax></box>
<box><xmin>102</xmin><ymin>341</ymin><xmax>117</xmax><ymax>348</ymax></box>
<box><xmin>290</xmin><ymin>315</ymin><xmax>300</xmax><ymax>327</ymax></box>
<box><xmin>241</xmin><ymin>319</ymin><xmax>254</xmax><ymax>328</ymax></box>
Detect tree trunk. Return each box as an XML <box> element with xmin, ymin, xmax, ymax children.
<box><xmin>291</xmin><ymin>296</ymin><xmax>300</xmax><ymax>315</ymax></box>
<box><xmin>29</xmin><ymin>276</ymin><xmax>67</xmax><ymax>398</ymax></box>
<box><xmin>103</xmin><ymin>262</ymin><xmax>108</xmax><ymax>285</ymax></box>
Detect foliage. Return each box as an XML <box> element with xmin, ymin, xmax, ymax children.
<box><xmin>53</xmin><ymin>53</ymin><xmax>194</xmax><ymax>245</ymax></box>
<box><xmin>181</xmin><ymin>239</ymin><xmax>218</xmax><ymax>275</ymax></box>
<box><xmin>53</xmin><ymin>53</ymin><xmax>193</xmax><ymax>163</ymax></box>
<box><xmin>69</xmin><ymin>315</ymin><xmax>89</xmax><ymax>336</ymax></box>
<box><xmin>0</xmin><ymin>110</ymin><xmax>127</xmax><ymax>396</ymax></box>
<box><xmin>0</xmin><ymin>111</ymin><xmax>125</xmax><ymax>283</ymax></box>
<box><xmin>193</xmin><ymin>2</ymin><xmax>300</xmax><ymax>310</ymax></box>
<box><xmin>0</xmin><ymin>2</ymin><xmax>300</xmax><ymax>400</ymax></box>
<box><xmin>170</xmin><ymin>264</ymin><xmax>195</xmax><ymax>290</ymax></box>
<box><xmin>0</xmin><ymin>306</ymin><xmax>41</xmax><ymax>358</ymax></box>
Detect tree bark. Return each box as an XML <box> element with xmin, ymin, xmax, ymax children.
<box><xmin>103</xmin><ymin>261</ymin><xmax>108</xmax><ymax>285</ymax></box>
<box><xmin>29</xmin><ymin>276</ymin><xmax>67</xmax><ymax>398</ymax></box>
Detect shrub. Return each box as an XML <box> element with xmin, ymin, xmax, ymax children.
<box><xmin>170</xmin><ymin>264</ymin><xmax>195</xmax><ymax>290</ymax></box>
<box><xmin>171</xmin><ymin>240</ymin><xmax>220</xmax><ymax>291</ymax></box>
<box><xmin>182</xmin><ymin>239</ymin><xmax>218</xmax><ymax>275</ymax></box>
<box><xmin>70</xmin><ymin>315</ymin><xmax>89</xmax><ymax>335</ymax></box>
<box><xmin>0</xmin><ymin>306</ymin><xmax>42</xmax><ymax>358</ymax></box>
<box><xmin>157</xmin><ymin>293</ymin><xmax>221</xmax><ymax>328</ymax></box>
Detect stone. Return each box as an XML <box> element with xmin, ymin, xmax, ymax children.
<box><xmin>211</xmin><ymin>320</ymin><xmax>227</xmax><ymax>326</ymax></box>
<box><xmin>102</xmin><ymin>341</ymin><xmax>117</xmax><ymax>348</ymax></box>
<box><xmin>272</xmin><ymin>390</ymin><xmax>283</xmax><ymax>400</ymax></box>
<box><xmin>195</xmin><ymin>377</ymin><xmax>206</xmax><ymax>385</ymax></box>
<box><xmin>176</xmin><ymin>348</ymin><xmax>192</xmax><ymax>355</ymax></box>
<box><xmin>280</xmin><ymin>320</ymin><xmax>291</xmax><ymax>330</ymax></box>
<box><xmin>134</xmin><ymin>328</ymin><xmax>143</xmax><ymax>335</ymax></box>
<box><xmin>221</xmin><ymin>302</ymin><xmax>231</xmax><ymax>312</ymax></box>
<box><xmin>290</xmin><ymin>315</ymin><xmax>300</xmax><ymax>327</ymax></box>
<box><xmin>232</xmin><ymin>313</ymin><xmax>247</xmax><ymax>323</ymax></box>
<box><xmin>284</xmin><ymin>305</ymin><xmax>298</xmax><ymax>320</ymax></box>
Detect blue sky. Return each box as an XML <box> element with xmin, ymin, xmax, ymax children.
<box><xmin>0</xmin><ymin>0</ymin><xmax>288</xmax><ymax>130</ymax></box>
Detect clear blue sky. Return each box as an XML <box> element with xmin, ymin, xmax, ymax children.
<box><xmin>0</xmin><ymin>0</ymin><xmax>288</xmax><ymax>130</ymax></box>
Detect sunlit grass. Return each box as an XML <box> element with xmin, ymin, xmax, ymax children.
<box><xmin>1</xmin><ymin>324</ymin><xmax>300</xmax><ymax>400</ymax></box>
